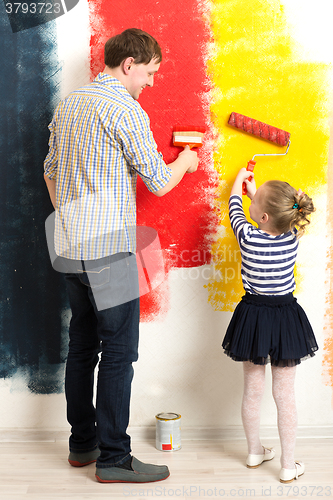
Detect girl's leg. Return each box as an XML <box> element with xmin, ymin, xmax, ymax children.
<box><xmin>271</xmin><ymin>365</ymin><xmax>297</xmax><ymax>469</ymax></box>
<box><xmin>242</xmin><ymin>361</ymin><xmax>266</xmax><ymax>455</ymax></box>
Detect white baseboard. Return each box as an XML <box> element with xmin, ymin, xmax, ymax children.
<box><xmin>129</xmin><ymin>425</ymin><xmax>333</xmax><ymax>441</ymax></box>
<box><xmin>0</xmin><ymin>426</ymin><xmax>332</xmax><ymax>443</ymax></box>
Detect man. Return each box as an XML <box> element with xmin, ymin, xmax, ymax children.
<box><xmin>44</xmin><ymin>28</ymin><xmax>198</xmax><ymax>483</ymax></box>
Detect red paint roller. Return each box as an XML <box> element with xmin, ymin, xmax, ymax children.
<box><xmin>172</xmin><ymin>125</ymin><xmax>206</xmax><ymax>149</ymax></box>
<box><xmin>228</xmin><ymin>112</ymin><xmax>291</xmax><ymax>195</ymax></box>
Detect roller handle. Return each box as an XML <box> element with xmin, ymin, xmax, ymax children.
<box><xmin>242</xmin><ymin>160</ymin><xmax>256</xmax><ymax>195</ymax></box>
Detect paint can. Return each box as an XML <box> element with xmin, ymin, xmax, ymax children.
<box><xmin>155</xmin><ymin>413</ymin><xmax>181</xmax><ymax>451</ymax></box>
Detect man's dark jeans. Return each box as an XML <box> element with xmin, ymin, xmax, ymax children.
<box><xmin>64</xmin><ymin>252</ymin><xmax>140</xmax><ymax>468</ymax></box>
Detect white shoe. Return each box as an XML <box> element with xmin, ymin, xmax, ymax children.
<box><xmin>280</xmin><ymin>462</ymin><xmax>305</xmax><ymax>483</ymax></box>
<box><xmin>246</xmin><ymin>447</ymin><xmax>276</xmax><ymax>468</ymax></box>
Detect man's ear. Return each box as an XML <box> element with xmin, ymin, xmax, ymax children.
<box><xmin>122</xmin><ymin>57</ymin><xmax>135</xmax><ymax>75</ymax></box>
<box><xmin>261</xmin><ymin>212</ymin><xmax>269</xmax><ymax>224</ymax></box>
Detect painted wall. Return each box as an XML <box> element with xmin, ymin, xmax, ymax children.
<box><xmin>0</xmin><ymin>0</ymin><xmax>332</xmax><ymax>432</ymax></box>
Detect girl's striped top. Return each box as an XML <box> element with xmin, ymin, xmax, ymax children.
<box><xmin>44</xmin><ymin>73</ymin><xmax>172</xmax><ymax>260</ymax></box>
<box><xmin>229</xmin><ymin>194</ymin><xmax>298</xmax><ymax>295</ymax></box>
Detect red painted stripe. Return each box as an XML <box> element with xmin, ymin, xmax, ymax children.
<box><xmin>87</xmin><ymin>0</ymin><xmax>218</xmax><ymax>318</ymax></box>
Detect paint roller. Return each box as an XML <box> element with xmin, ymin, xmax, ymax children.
<box><xmin>172</xmin><ymin>125</ymin><xmax>206</xmax><ymax>149</ymax></box>
<box><xmin>228</xmin><ymin>112</ymin><xmax>291</xmax><ymax>195</ymax></box>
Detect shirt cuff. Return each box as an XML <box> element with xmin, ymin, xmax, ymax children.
<box><xmin>142</xmin><ymin>160</ymin><xmax>172</xmax><ymax>193</ymax></box>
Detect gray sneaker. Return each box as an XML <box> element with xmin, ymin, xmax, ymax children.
<box><xmin>68</xmin><ymin>447</ymin><xmax>100</xmax><ymax>467</ymax></box>
<box><xmin>95</xmin><ymin>456</ymin><xmax>170</xmax><ymax>483</ymax></box>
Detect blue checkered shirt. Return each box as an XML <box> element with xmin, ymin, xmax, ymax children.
<box><xmin>44</xmin><ymin>73</ymin><xmax>172</xmax><ymax>260</ymax></box>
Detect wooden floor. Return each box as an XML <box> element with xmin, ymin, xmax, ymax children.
<box><xmin>0</xmin><ymin>437</ymin><xmax>332</xmax><ymax>499</ymax></box>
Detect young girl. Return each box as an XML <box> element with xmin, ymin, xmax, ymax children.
<box><xmin>222</xmin><ymin>168</ymin><xmax>318</xmax><ymax>483</ymax></box>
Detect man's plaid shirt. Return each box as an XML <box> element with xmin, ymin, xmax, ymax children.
<box><xmin>44</xmin><ymin>73</ymin><xmax>171</xmax><ymax>260</ymax></box>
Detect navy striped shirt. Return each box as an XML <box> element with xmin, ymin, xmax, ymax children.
<box><xmin>229</xmin><ymin>195</ymin><xmax>298</xmax><ymax>295</ymax></box>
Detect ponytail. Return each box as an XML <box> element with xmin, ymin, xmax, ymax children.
<box><xmin>262</xmin><ymin>181</ymin><xmax>315</xmax><ymax>237</ymax></box>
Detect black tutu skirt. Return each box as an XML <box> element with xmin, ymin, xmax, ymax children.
<box><xmin>222</xmin><ymin>293</ymin><xmax>318</xmax><ymax>367</ymax></box>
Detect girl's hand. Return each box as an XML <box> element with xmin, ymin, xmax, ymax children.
<box><xmin>244</xmin><ymin>175</ymin><xmax>256</xmax><ymax>200</ymax></box>
<box><xmin>231</xmin><ymin>168</ymin><xmax>255</xmax><ymax>198</ymax></box>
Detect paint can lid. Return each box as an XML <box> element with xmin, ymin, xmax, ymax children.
<box><xmin>155</xmin><ymin>413</ymin><xmax>181</xmax><ymax>421</ymax></box>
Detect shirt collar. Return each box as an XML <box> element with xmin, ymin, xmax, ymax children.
<box><xmin>94</xmin><ymin>72</ymin><xmax>131</xmax><ymax>98</ymax></box>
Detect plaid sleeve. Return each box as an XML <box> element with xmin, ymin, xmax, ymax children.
<box><xmin>43</xmin><ymin>114</ymin><xmax>58</xmax><ymax>180</ymax></box>
<box><xmin>118</xmin><ymin>105</ymin><xmax>172</xmax><ymax>192</ymax></box>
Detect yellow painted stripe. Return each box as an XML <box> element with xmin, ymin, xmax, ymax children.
<box><xmin>206</xmin><ymin>0</ymin><xmax>330</xmax><ymax>311</ymax></box>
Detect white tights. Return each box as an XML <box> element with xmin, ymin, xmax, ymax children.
<box><xmin>242</xmin><ymin>361</ymin><xmax>297</xmax><ymax>469</ymax></box>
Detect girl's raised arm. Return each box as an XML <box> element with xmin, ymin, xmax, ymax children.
<box><xmin>230</xmin><ymin>168</ymin><xmax>256</xmax><ymax>199</ymax></box>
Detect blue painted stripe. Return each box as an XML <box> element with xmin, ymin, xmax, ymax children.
<box><xmin>0</xmin><ymin>4</ymin><xmax>66</xmax><ymax>393</ymax></box>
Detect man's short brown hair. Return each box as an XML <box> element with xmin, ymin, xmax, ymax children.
<box><xmin>104</xmin><ymin>28</ymin><xmax>162</xmax><ymax>68</ymax></box>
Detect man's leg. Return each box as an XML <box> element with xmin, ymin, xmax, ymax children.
<box><xmin>95</xmin><ymin>294</ymin><xmax>140</xmax><ymax>467</ymax></box>
<box><xmin>65</xmin><ymin>273</ymin><xmax>100</xmax><ymax>461</ymax></box>
<box><xmin>64</xmin><ymin>254</ymin><xmax>138</xmax><ymax>464</ymax></box>
<box><xmin>65</xmin><ymin>254</ymin><xmax>169</xmax><ymax>482</ymax></box>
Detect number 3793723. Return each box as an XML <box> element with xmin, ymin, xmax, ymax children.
<box><xmin>5</xmin><ymin>3</ymin><xmax>61</xmax><ymax>14</ymax></box>
<box><xmin>277</xmin><ymin>485</ymin><xmax>332</xmax><ymax>497</ymax></box>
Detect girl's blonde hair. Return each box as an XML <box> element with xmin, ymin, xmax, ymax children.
<box><xmin>261</xmin><ymin>180</ymin><xmax>315</xmax><ymax>237</ymax></box>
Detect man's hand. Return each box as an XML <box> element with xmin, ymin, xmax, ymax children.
<box><xmin>154</xmin><ymin>146</ymin><xmax>199</xmax><ymax>197</ymax></box>
<box><xmin>178</xmin><ymin>145</ymin><xmax>199</xmax><ymax>173</ymax></box>
<box><xmin>44</xmin><ymin>174</ymin><xmax>57</xmax><ymax>209</ymax></box>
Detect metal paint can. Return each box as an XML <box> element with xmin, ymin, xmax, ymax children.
<box><xmin>155</xmin><ymin>412</ymin><xmax>181</xmax><ymax>451</ymax></box>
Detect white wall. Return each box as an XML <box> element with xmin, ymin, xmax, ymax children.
<box><xmin>0</xmin><ymin>260</ymin><xmax>332</xmax><ymax>433</ymax></box>
<box><xmin>0</xmin><ymin>0</ymin><xmax>332</xmax><ymax>436</ymax></box>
